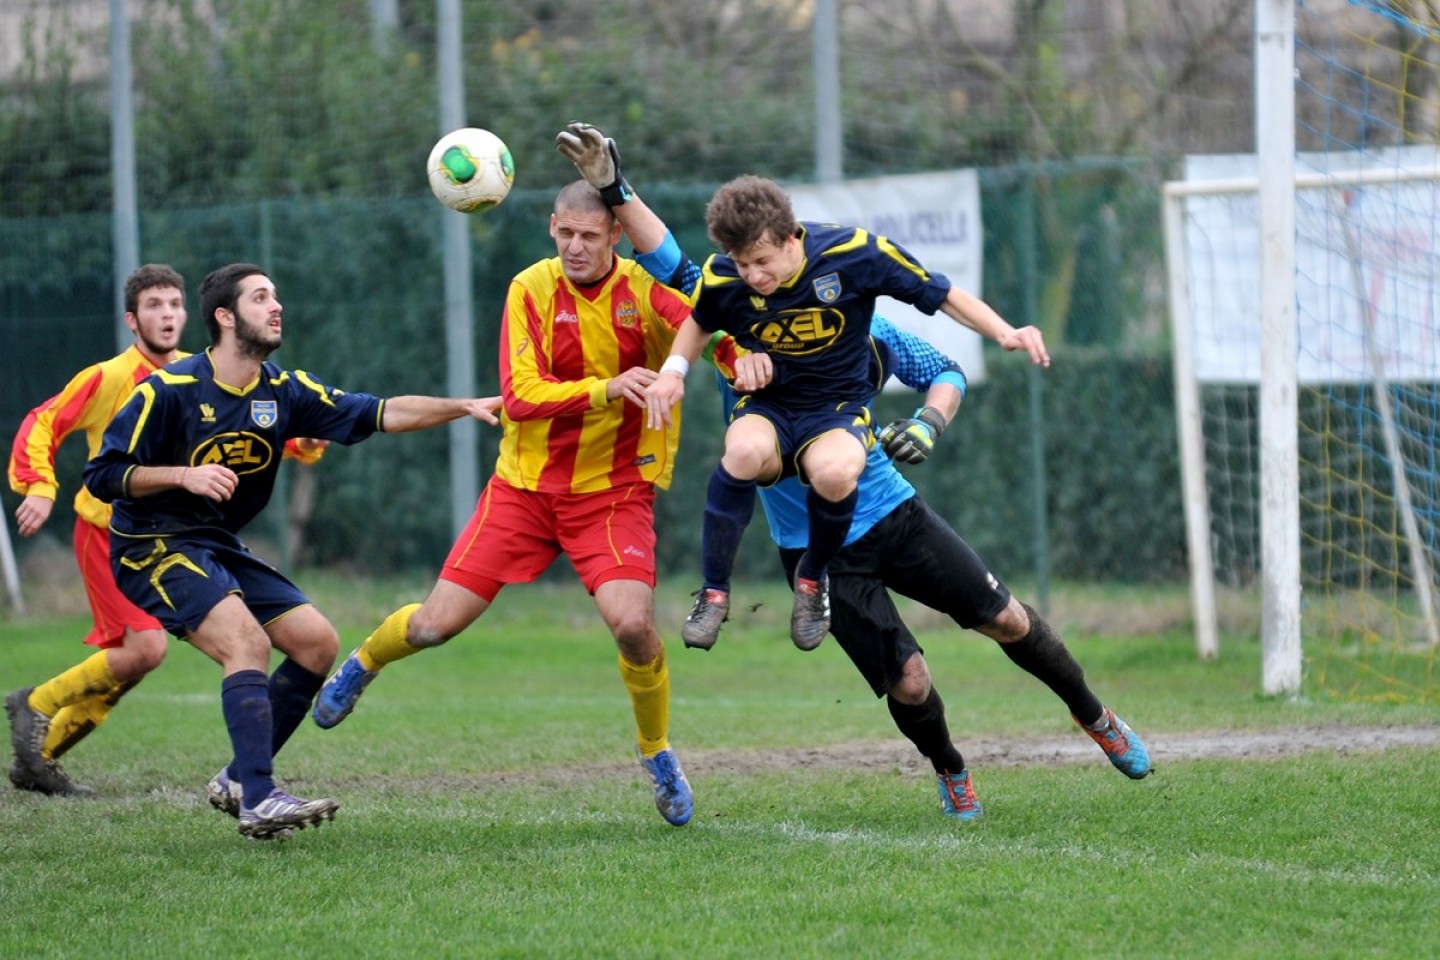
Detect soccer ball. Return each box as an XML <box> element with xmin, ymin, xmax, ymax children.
<box><xmin>426</xmin><ymin>127</ymin><xmax>515</xmax><ymax>213</ymax></box>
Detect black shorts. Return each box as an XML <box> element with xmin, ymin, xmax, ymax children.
<box><xmin>780</xmin><ymin>495</ymin><xmax>1011</xmax><ymax>697</ymax></box>
<box><xmin>112</xmin><ymin>531</ymin><xmax>311</xmax><ymax>638</ymax></box>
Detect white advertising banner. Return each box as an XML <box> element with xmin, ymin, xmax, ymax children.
<box><xmin>788</xmin><ymin>170</ymin><xmax>987</xmax><ymax>387</ymax></box>
<box><xmin>1184</xmin><ymin>147</ymin><xmax>1440</xmax><ymax>384</ymax></box>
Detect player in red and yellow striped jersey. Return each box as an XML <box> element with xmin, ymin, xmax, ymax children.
<box><xmin>5</xmin><ymin>264</ymin><xmax>188</xmax><ymax>796</ymax></box>
<box><xmin>5</xmin><ymin>264</ymin><xmax>326</xmax><ymax>797</ymax></box>
<box><xmin>314</xmin><ymin>181</ymin><xmax>705</xmax><ymax>826</ymax></box>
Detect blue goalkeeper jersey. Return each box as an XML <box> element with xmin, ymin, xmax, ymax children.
<box><xmin>85</xmin><ymin>350</ymin><xmax>385</xmax><ymax>539</ymax></box>
<box><xmin>717</xmin><ymin>317</ymin><xmax>966</xmax><ymax>549</ymax></box>
<box><xmin>692</xmin><ymin>222</ymin><xmax>951</xmax><ymax>410</ymax></box>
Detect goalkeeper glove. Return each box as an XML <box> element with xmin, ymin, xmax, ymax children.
<box><xmin>554</xmin><ymin>122</ymin><xmax>633</xmax><ymax>207</ymax></box>
<box><xmin>877</xmin><ymin>406</ymin><xmax>946</xmax><ymax>464</ymax></box>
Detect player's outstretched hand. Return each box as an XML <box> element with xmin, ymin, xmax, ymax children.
<box><xmin>643</xmin><ymin>372</ymin><xmax>686</xmax><ymax>431</ymax></box>
<box><xmin>467</xmin><ymin>396</ymin><xmax>503</xmax><ymax>425</ymax></box>
<box><xmin>999</xmin><ymin>324</ymin><xmax>1051</xmax><ymax>367</ymax></box>
<box><xmin>608</xmin><ymin>366</ymin><xmax>659</xmax><ymax>408</ymax></box>
<box><xmin>14</xmin><ymin>494</ymin><xmax>54</xmax><ymax>537</ymax></box>
<box><xmin>555</xmin><ymin>122</ymin><xmax>631</xmax><ymax>206</ymax></box>
<box><xmin>731</xmin><ymin>352</ymin><xmax>773</xmax><ymax>393</ymax></box>
<box><xmin>877</xmin><ymin>407</ymin><xmax>946</xmax><ymax>464</ymax></box>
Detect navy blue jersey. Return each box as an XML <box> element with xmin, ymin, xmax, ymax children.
<box><xmin>692</xmin><ymin>222</ymin><xmax>951</xmax><ymax>409</ymax></box>
<box><xmin>85</xmin><ymin>350</ymin><xmax>385</xmax><ymax>539</ymax></box>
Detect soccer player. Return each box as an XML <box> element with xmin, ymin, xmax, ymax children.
<box><xmin>558</xmin><ymin>124</ymin><xmax>1151</xmax><ymax>819</ymax></box>
<box><xmin>311</xmin><ymin>181</ymin><xmax>704</xmax><ymax>827</ymax></box>
<box><xmin>5</xmin><ymin>263</ymin><xmax>325</xmax><ymax>797</ymax></box>
<box><xmin>73</xmin><ymin>262</ymin><xmax>496</xmax><ymax>839</ymax></box>
<box><xmin>634</xmin><ymin>167</ymin><xmax>1048</xmax><ymax>654</ymax></box>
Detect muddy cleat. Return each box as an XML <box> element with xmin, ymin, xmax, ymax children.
<box><xmin>637</xmin><ymin>746</ymin><xmax>693</xmax><ymax>826</ymax></box>
<box><xmin>312</xmin><ymin>650</ymin><xmax>377</xmax><ymax>729</ymax></box>
<box><xmin>1078</xmin><ymin>707</ymin><xmax>1152</xmax><ymax>779</ymax></box>
<box><xmin>681</xmin><ymin>588</ymin><xmax>730</xmax><ymax>650</ymax></box>
<box><xmin>936</xmin><ymin>770</ymin><xmax>982</xmax><ymax>821</ymax></box>
<box><xmin>6</xmin><ymin>687</ymin><xmax>51</xmax><ymax>773</ymax></box>
<box><xmin>207</xmin><ymin>767</ymin><xmax>243</xmax><ymax>818</ymax></box>
<box><xmin>9</xmin><ymin>758</ymin><xmax>96</xmax><ymax>797</ymax></box>
<box><xmin>789</xmin><ymin>575</ymin><xmax>830</xmax><ymax>651</ymax></box>
<box><xmin>237</xmin><ymin>788</ymin><xmax>339</xmax><ymax>840</ymax></box>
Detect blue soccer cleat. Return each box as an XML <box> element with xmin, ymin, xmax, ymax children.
<box><xmin>1078</xmin><ymin>707</ymin><xmax>1153</xmax><ymax>779</ymax></box>
<box><xmin>312</xmin><ymin>650</ymin><xmax>378</xmax><ymax>729</ymax></box>
<box><xmin>936</xmin><ymin>770</ymin><xmax>983</xmax><ymax>821</ymax></box>
<box><xmin>637</xmin><ymin>746</ymin><xmax>693</xmax><ymax>826</ymax></box>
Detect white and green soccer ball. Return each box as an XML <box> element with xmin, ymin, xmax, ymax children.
<box><xmin>426</xmin><ymin>127</ymin><xmax>515</xmax><ymax>213</ymax></box>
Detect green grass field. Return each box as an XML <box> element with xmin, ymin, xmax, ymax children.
<box><xmin>2</xmin><ymin>580</ymin><xmax>1437</xmax><ymax>959</ymax></box>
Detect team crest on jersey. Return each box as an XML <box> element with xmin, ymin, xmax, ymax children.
<box><xmin>616</xmin><ymin>300</ymin><xmax>639</xmax><ymax>328</ymax></box>
<box><xmin>812</xmin><ymin>273</ymin><xmax>843</xmax><ymax>303</ymax></box>
<box><xmin>749</xmin><ymin>295</ymin><xmax>766</xmax><ymax>311</ymax></box>
<box><xmin>250</xmin><ymin>400</ymin><xmax>278</xmax><ymax>428</ymax></box>
<box><xmin>199</xmin><ymin>403</ymin><xmax>216</xmax><ymax>423</ymax></box>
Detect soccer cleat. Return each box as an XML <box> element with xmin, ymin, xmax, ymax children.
<box><xmin>237</xmin><ymin>788</ymin><xmax>339</xmax><ymax>840</ymax></box>
<box><xmin>637</xmin><ymin>746</ymin><xmax>693</xmax><ymax>826</ymax></box>
<box><xmin>936</xmin><ymin>770</ymin><xmax>983</xmax><ymax>821</ymax></box>
<box><xmin>681</xmin><ymin>588</ymin><xmax>730</xmax><ymax>650</ymax></box>
<box><xmin>8</xmin><ymin>758</ymin><xmax>96</xmax><ymax>798</ymax></box>
<box><xmin>1078</xmin><ymin>707</ymin><xmax>1153</xmax><ymax>779</ymax></box>
<box><xmin>789</xmin><ymin>575</ymin><xmax>830</xmax><ymax>651</ymax></box>
<box><xmin>6</xmin><ymin>687</ymin><xmax>51</xmax><ymax>772</ymax></box>
<box><xmin>206</xmin><ymin>767</ymin><xmax>243</xmax><ymax>818</ymax></box>
<box><xmin>312</xmin><ymin>650</ymin><xmax>378</xmax><ymax>729</ymax></box>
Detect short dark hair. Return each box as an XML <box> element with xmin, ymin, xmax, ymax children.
<box><xmin>199</xmin><ymin>262</ymin><xmax>267</xmax><ymax>345</ymax></box>
<box><xmin>123</xmin><ymin>263</ymin><xmax>185</xmax><ymax>316</ymax></box>
<box><xmin>705</xmin><ymin>175</ymin><xmax>797</xmax><ymax>254</ymax></box>
<box><xmin>554</xmin><ymin>180</ymin><xmax>612</xmax><ymax>219</ymax></box>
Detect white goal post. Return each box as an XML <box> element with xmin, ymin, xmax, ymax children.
<box><xmin>1166</xmin><ymin>161</ymin><xmax>1440</xmax><ymax>688</ymax></box>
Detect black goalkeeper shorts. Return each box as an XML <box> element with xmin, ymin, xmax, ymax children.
<box><xmin>780</xmin><ymin>495</ymin><xmax>1012</xmax><ymax>697</ymax></box>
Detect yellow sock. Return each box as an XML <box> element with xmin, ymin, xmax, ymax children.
<box><xmin>619</xmin><ymin>648</ymin><xmax>671</xmax><ymax>758</ymax></box>
<box><xmin>359</xmin><ymin>603</ymin><xmax>424</xmax><ymax>670</ymax></box>
<box><xmin>45</xmin><ymin>680</ymin><xmax>134</xmax><ymax>761</ymax></box>
<box><xmin>29</xmin><ymin>652</ymin><xmax>120</xmax><ymax>717</ymax></box>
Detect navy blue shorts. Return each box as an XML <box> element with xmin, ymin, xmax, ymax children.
<box><xmin>729</xmin><ymin>394</ymin><xmax>873</xmax><ymax>483</ymax></box>
<box><xmin>110</xmin><ymin>532</ymin><xmax>311</xmax><ymax>638</ymax></box>
<box><xmin>780</xmin><ymin>495</ymin><xmax>1011</xmax><ymax>697</ymax></box>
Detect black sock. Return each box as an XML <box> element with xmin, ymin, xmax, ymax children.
<box><xmin>887</xmin><ymin>688</ymin><xmax>966</xmax><ymax>774</ymax></box>
<box><xmin>998</xmin><ymin>603</ymin><xmax>1104</xmax><ymax>725</ymax></box>
<box><xmin>220</xmin><ymin>669</ymin><xmax>275</xmax><ymax>809</ymax></box>
<box><xmin>701</xmin><ymin>464</ymin><xmax>756</xmax><ymax>591</ymax></box>
<box><xmin>268</xmin><ymin>658</ymin><xmax>325</xmax><ymax>757</ymax></box>
<box><xmin>797</xmin><ymin>487</ymin><xmax>857</xmax><ymax>581</ymax></box>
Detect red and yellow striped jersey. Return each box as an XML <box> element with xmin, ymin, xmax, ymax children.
<box><xmin>9</xmin><ymin>345</ymin><xmax>178</xmax><ymax>528</ymax></box>
<box><xmin>497</xmin><ymin>256</ymin><xmax>694</xmax><ymax>493</ymax></box>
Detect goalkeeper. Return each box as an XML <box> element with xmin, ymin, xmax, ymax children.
<box><xmin>572</xmin><ymin>138</ymin><xmax>1048</xmax><ymax>657</ymax></box>
<box><xmin>558</xmin><ymin>123</ymin><xmax>1152</xmax><ymax>820</ymax></box>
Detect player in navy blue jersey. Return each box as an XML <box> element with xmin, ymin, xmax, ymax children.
<box><xmin>634</xmin><ymin>173</ymin><xmax>1050</xmax><ymax>653</ymax></box>
<box><xmin>82</xmin><ymin>262</ymin><xmax>497</xmax><ymax>840</ymax></box>
<box><xmin>559</xmin><ymin>124</ymin><xmax>1151</xmax><ymax>818</ymax></box>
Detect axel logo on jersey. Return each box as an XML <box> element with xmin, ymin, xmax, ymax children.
<box><xmin>752</xmin><ymin>308</ymin><xmax>844</xmax><ymax>356</ymax></box>
<box><xmin>193</xmin><ymin>432</ymin><xmax>274</xmax><ymax>475</ymax></box>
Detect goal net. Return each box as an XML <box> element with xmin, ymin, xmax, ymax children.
<box><xmin>1166</xmin><ymin>2</ymin><xmax>1440</xmax><ymax>702</ymax></box>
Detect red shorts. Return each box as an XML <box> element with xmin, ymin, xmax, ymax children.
<box><xmin>74</xmin><ymin>518</ymin><xmax>163</xmax><ymax>648</ymax></box>
<box><xmin>440</xmin><ymin>477</ymin><xmax>657</xmax><ymax>600</ymax></box>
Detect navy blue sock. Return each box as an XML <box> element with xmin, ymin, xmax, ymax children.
<box><xmin>267</xmin><ymin>657</ymin><xmax>325</xmax><ymax>757</ymax></box>
<box><xmin>221</xmin><ymin>669</ymin><xmax>276</xmax><ymax>809</ymax></box>
<box><xmin>701</xmin><ymin>464</ymin><xmax>757</xmax><ymax>592</ymax></box>
<box><xmin>797</xmin><ymin>487</ymin><xmax>857</xmax><ymax>581</ymax></box>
